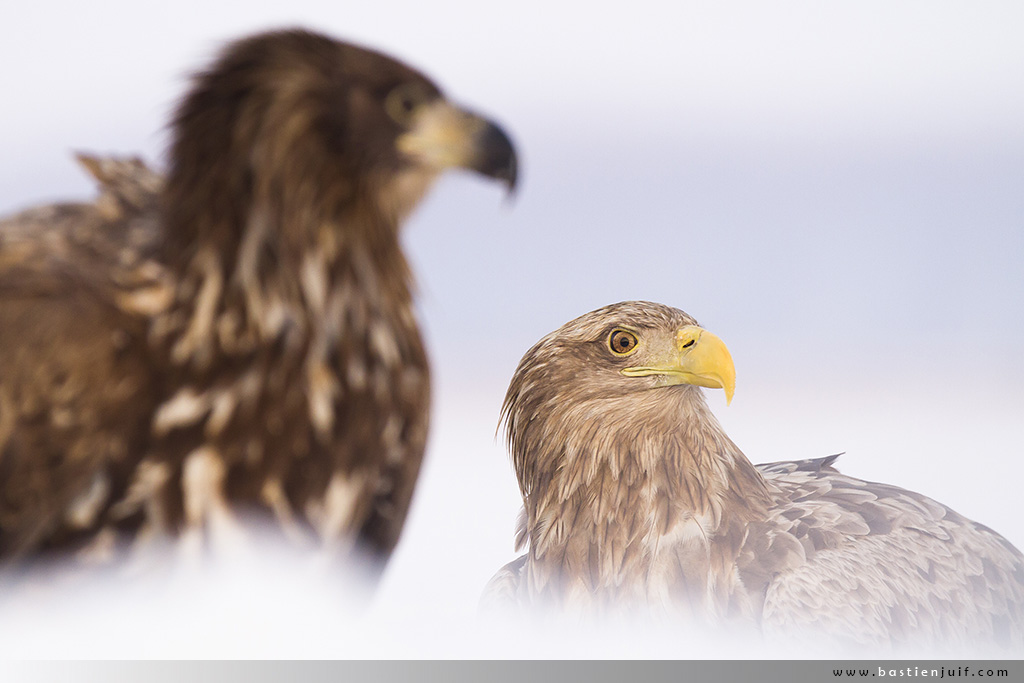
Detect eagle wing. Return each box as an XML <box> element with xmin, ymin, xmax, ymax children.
<box><xmin>480</xmin><ymin>554</ymin><xmax>528</xmax><ymax>613</ymax></box>
<box><xmin>0</xmin><ymin>157</ymin><xmax>163</xmax><ymax>560</ymax></box>
<box><xmin>748</xmin><ymin>457</ymin><xmax>1024</xmax><ymax>648</ymax></box>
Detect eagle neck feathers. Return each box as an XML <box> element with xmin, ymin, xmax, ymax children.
<box><xmin>508</xmin><ymin>384</ymin><xmax>771</xmax><ymax>613</ymax></box>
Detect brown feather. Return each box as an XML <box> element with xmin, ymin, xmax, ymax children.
<box><xmin>0</xmin><ymin>28</ymin><xmax>516</xmax><ymax>587</ymax></box>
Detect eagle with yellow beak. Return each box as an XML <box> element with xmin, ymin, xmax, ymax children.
<box><xmin>484</xmin><ymin>301</ymin><xmax>1024</xmax><ymax>649</ymax></box>
<box><xmin>0</xmin><ymin>29</ymin><xmax>516</xmax><ymax>585</ymax></box>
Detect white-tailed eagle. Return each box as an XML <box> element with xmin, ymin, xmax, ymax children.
<box><xmin>0</xmin><ymin>28</ymin><xmax>517</xmax><ymax>587</ymax></box>
<box><xmin>484</xmin><ymin>301</ymin><xmax>1023</xmax><ymax>650</ymax></box>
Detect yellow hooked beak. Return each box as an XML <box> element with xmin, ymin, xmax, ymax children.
<box><xmin>620</xmin><ymin>326</ymin><xmax>736</xmax><ymax>405</ymax></box>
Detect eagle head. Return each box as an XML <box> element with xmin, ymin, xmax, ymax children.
<box><xmin>500</xmin><ymin>301</ymin><xmax>736</xmax><ymax>497</ymax></box>
<box><xmin>164</xmin><ymin>29</ymin><xmax>518</xmax><ymax>254</ymax></box>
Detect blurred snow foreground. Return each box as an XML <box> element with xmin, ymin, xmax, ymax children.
<box><xmin>0</xmin><ymin>544</ymin><xmax>851</xmax><ymax>659</ymax></box>
<box><xmin>0</xmin><ymin>525</ymin><xmax>377</xmax><ymax>658</ymax></box>
<box><xmin>0</xmin><ymin>519</ymin><xmax>1014</xmax><ymax>660</ymax></box>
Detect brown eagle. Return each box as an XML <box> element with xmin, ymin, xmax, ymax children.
<box><xmin>0</xmin><ymin>29</ymin><xmax>516</xmax><ymax>585</ymax></box>
<box><xmin>484</xmin><ymin>301</ymin><xmax>1024</xmax><ymax>650</ymax></box>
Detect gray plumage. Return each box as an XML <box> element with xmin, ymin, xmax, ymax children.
<box><xmin>484</xmin><ymin>301</ymin><xmax>1024</xmax><ymax>650</ymax></box>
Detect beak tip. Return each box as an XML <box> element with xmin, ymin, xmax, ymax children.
<box><xmin>503</xmin><ymin>169</ymin><xmax>518</xmax><ymax>198</ymax></box>
<box><xmin>474</xmin><ymin>119</ymin><xmax>518</xmax><ymax>195</ymax></box>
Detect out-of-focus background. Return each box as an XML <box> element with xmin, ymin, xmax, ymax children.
<box><xmin>1</xmin><ymin>0</ymin><xmax>1021</xmax><ymax>659</ymax></box>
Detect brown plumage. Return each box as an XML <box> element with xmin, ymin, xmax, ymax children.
<box><xmin>0</xmin><ymin>29</ymin><xmax>516</xmax><ymax>584</ymax></box>
<box><xmin>484</xmin><ymin>301</ymin><xmax>1024</xmax><ymax>650</ymax></box>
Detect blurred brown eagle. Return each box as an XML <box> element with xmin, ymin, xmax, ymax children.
<box><xmin>484</xmin><ymin>301</ymin><xmax>1024</xmax><ymax>650</ymax></box>
<box><xmin>0</xmin><ymin>29</ymin><xmax>516</xmax><ymax>584</ymax></box>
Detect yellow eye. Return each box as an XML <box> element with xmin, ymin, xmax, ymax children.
<box><xmin>385</xmin><ymin>83</ymin><xmax>430</xmax><ymax>125</ymax></box>
<box><xmin>609</xmin><ymin>329</ymin><xmax>639</xmax><ymax>356</ymax></box>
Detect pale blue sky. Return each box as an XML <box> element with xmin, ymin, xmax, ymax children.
<box><xmin>0</xmin><ymin>0</ymin><xmax>1021</xmax><ymax>656</ymax></box>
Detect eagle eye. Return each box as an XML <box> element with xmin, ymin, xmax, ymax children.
<box><xmin>608</xmin><ymin>329</ymin><xmax>639</xmax><ymax>356</ymax></box>
<box><xmin>386</xmin><ymin>83</ymin><xmax>430</xmax><ymax>125</ymax></box>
